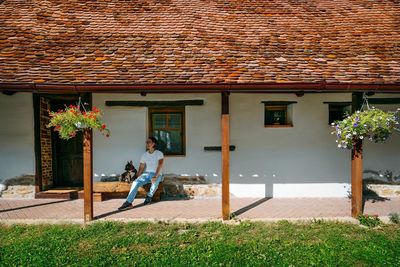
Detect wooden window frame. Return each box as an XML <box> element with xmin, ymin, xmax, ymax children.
<box><xmin>264</xmin><ymin>104</ymin><xmax>293</xmax><ymax>128</ymax></box>
<box><xmin>327</xmin><ymin>103</ymin><xmax>351</xmax><ymax>125</ymax></box>
<box><xmin>148</xmin><ymin>107</ymin><xmax>186</xmax><ymax>156</ymax></box>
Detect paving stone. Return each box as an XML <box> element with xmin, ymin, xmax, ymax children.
<box><xmin>1</xmin><ymin>197</ymin><xmax>399</xmax><ymax>222</ymax></box>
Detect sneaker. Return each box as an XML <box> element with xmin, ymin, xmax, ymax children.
<box><xmin>118</xmin><ymin>201</ymin><xmax>132</xmax><ymax>211</ymax></box>
<box><xmin>143</xmin><ymin>196</ymin><xmax>152</xmax><ymax>205</ymax></box>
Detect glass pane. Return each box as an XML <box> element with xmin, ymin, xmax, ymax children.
<box><xmin>329</xmin><ymin>105</ymin><xmax>351</xmax><ymax>124</ymax></box>
<box><xmin>265</xmin><ymin>107</ymin><xmax>287</xmax><ymax>125</ymax></box>
<box><xmin>169</xmin><ymin>113</ymin><xmax>182</xmax><ymax>129</ymax></box>
<box><xmin>152</xmin><ymin>113</ymin><xmax>167</xmax><ymax>129</ymax></box>
<box><xmin>152</xmin><ymin>130</ymin><xmax>182</xmax><ymax>154</ymax></box>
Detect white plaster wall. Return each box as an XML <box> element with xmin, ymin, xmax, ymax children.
<box><xmin>363</xmin><ymin>95</ymin><xmax>400</xmax><ymax>181</ymax></box>
<box><xmin>0</xmin><ymin>93</ymin><xmax>35</xmax><ymax>181</ymax></box>
<box><xmin>92</xmin><ymin>93</ymin><xmax>221</xmax><ymax>181</ymax></box>
<box><xmin>92</xmin><ymin>92</ymin><xmax>400</xmax><ymax>198</ymax></box>
<box><xmin>230</xmin><ymin>93</ymin><xmax>352</xmax><ymax>197</ymax></box>
<box><xmin>229</xmin><ymin>93</ymin><xmax>400</xmax><ymax>197</ymax></box>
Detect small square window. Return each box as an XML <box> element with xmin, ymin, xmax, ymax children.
<box><xmin>328</xmin><ymin>104</ymin><xmax>351</xmax><ymax>124</ymax></box>
<box><xmin>263</xmin><ymin>101</ymin><xmax>296</xmax><ymax>128</ymax></box>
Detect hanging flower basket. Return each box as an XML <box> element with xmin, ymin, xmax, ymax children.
<box><xmin>47</xmin><ymin>104</ymin><xmax>110</xmax><ymax>140</ymax></box>
<box><xmin>331</xmin><ymin>107</ymin><xmax>399</xmax><ymax>149</ymax></box>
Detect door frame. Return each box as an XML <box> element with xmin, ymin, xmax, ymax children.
<box><xmin>33</xmin><ymin>93</ymin><xmax>91</xmax><ymax>191</ymax></box>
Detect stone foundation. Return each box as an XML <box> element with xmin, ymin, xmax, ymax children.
<box><xmin>366</xmin><ymin>184</ymin><xmax>400</xmax><ymax>198</ymax></box>
<box><xmin>0</xmin><ymin>174</ymin><xmax>35</xmax><ymax>199</ymax></box>
<box><xmin>163</xmin><ymin>174</ymin><xmax>221</xmax><ymax>198</ymax></box>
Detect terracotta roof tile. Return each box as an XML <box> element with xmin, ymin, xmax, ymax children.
<box><xmin>0</xmin><ymin>0</ymin><xmax>399</xmax><ymax>84</ymax></box>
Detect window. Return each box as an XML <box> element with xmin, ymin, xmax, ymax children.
<box><xmin>328</xmin><ymin>103</ymin><xmax>351</xmax><ymax>124</ymax></box>
<box><xmin>263</xmin><ymin>101</ymin><xmax>296</xmax><ymax>127</ymax></box>
<box><xmin>149</xmin><ymin>108</ymin><xmax>185</xmax><ymax>155</ymax></box>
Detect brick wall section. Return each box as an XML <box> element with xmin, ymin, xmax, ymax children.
<box><xmin>40</xmin><ymin>97</ymin><xmax>53</xmax><ymax>190</ymax></box>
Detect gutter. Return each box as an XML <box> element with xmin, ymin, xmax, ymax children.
<box><xmin>0</xmin><ymin>82</ymin><xmax>400</xmax><ymax>94</ymax></box>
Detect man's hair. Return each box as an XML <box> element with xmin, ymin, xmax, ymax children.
<box><xmin>148</xmin><ymin>136</ymin><xmax>158</xmax><ymax>147</ymax></box>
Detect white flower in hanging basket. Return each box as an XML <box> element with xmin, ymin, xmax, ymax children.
<box><xmin>331</xmin><ymin>107</ymin><xmax>399</xmax><ymax>149</ymax></box>
<box><xmin>74</xmin><ymin>121</ymin><xmax>87</xmax><ymax>129</ymax></box>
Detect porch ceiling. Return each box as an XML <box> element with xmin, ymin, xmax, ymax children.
<box><xmin>0</xmin><ymin>1</ymin><xmax>400</xmax><ymax>85</ymax></box>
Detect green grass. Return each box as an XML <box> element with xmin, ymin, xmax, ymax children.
<box><xmin>1</xmin><ymin>221</ymin><xmax>400</xmax><ymax>266</ymax></box>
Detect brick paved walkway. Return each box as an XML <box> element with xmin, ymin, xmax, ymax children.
<box><xmin>1</xmin><ymin>197</ymin><xmax>399</xmax><ymax>223</ymax></box>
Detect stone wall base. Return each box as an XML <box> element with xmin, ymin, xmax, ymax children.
<box><xmin>0</xmin><ymin>174</ymin><xmax>35</xmax><ymax>199</ymax></box>
<box><xmin>163</xmin><ymin>175</ymin><xmax>221</xmax><ymax>198</ymax></box>
<box><xmin>366</xmin><ymin>184</ymin><xmax>400</xmax><ymax>198</ymax></box>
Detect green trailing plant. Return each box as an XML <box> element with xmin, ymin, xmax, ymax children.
<box><xmin>47</xmin><ymin>104</ymin><xmax>110</xmax><ymax>140</ymax></box>
<box><xmin>331</xmin><ymin>107</ymin><xmax>400</xmax><ymax>149</ymax></box>
<box><xmin>389</xmin><ymin>213</ymin><xmax>400</xmax><ymax>224</ymax></box>
<box><xmin>358</xmin><ymin>214</ymin><xmax>382</xmax><ymax>228</ymax></box>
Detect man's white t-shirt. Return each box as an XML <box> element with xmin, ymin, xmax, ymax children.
<box><xmin>140</xmin><ymin>150</ymin><xmax>164</xmax><ymax>173</ymax></box>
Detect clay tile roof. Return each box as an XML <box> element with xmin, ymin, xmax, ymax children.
<box><xmin>0</xmin><ymin>0</ymin><xmax>399</xmax><ymax>84</ymax></box>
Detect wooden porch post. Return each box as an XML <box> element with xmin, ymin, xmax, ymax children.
<box><xmin>221</xmin><ymin>92</ymin><xmax>230</xmax><ymax>220</ymax></box>
<box><xmin>83</xmin><ymin>129</ymin><xmax>94</xmax><ymax>222</ymax></box>
<box><xmin>351</xmin><ymin>93</ymin><xmax>363</xmax><ymax>218</ymax></box>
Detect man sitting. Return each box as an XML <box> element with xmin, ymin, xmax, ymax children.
<box><xmin>118</xmin><ymin>137</ymin><xmax>164</xmax><ymax>211</ymax></box>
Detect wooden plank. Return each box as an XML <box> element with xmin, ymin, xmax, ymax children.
<box><xmin>324</xmin><ymin>98</ymin><xmax>400</xmax><ymax>106</ymax></box>
<box><xmin>33</xmin><ymin>94</ymin><xmax>42</xmax><ymax>194</ymax></box>
<box><xmin>221</xmin><ymin>91</ymin><xmax>230</xmax><ymax>220</ymax></box>
<box><xmin>83</xmin><ymin>129</ymin><xmax>93</xmax><ymax>223</ymax></box>
<box><xmin>323</xmin><ymin>101</ymin><xmax>352</xmax><ymax>106</ymax></box>
<box><xmin>351</xmin><ymin>141</ymin><xmax>363</xmax><ymax>217</ymax></box>
<box><xmin>351</xmin><ymin>92</ymin><xmax>363</xmax><ymax>218</ymax></box>
<box><xmin>261</xmin><ymin>101</ymin><xmax>298</xmax><ymax>105</ymax></box>
<box><xmin>221</xmin><ymin>114</ymin><xmax>230</xmax><ymax>220</ymax></box>
<box><xmin>35</xmin><ymin>191</ymin><xmax>78</xmax><ymax>200</ymax></box>
<box><xmin>204</xmin><ymin>145</ymin><xmax>235</xmax><ymax>151</ymax></box>
<box><xmin>368</xmin><ymin>98</ymin><xmax>400</xmax><ymax>105</ymax></box>
<box><xmin>105</xmin><ymin>100</ymin><xmax>204</xmax><ymax>107</ymax></box>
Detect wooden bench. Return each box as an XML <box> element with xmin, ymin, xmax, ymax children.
<box><xmin>78</xmin><ymin>181</ymin><xmax>164</xmax><ymax>202</ymax></box>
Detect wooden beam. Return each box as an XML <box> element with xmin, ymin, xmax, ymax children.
<box><xmin>105</xmin><ymin>100</ymin><xmax>204</xmax><ymax>107</ymax></box>
<box><xmin>204</xmin><ymin>145</ymin><xmax>236</xmax><ymax>151</ymax></box>
<box><xmin>351</xmin><ymin>92</ymin><xmax>363</xmax><ymax>218</ymax></box>
<box><xmin>261</xmin><ymin>101</ymin><xmax>298</xmax><ymax>105</ymax></box>
<box><xmin>323</xmin><ymin>101</ymin><xmax>352</xmax><ymax>106</ymax></box>
<box><xmin>33</xmin><ymin>94</ymin><xmax>42</xmax><ymax>193</ymax></box>
<box><xmin>368</xmin><ymin>98</ymin><xmax>400</xmax><ymax>105</ymax></box>
<box><xmin>351</xmin><ymin>141</ymin><xmax>363</xmax><ymax>217</ymax></box>
<box><xmin>221</xmin><ymin>92</ymin><xmax>230</xmax><ymax>220</ymax></box>
<box><xmin>324</xmin><ymin>98</ymin><xmax>400</xmax><ymax>106</ymax></box>
<box><xmin>83</xmin><ymin>129</ymin><xmax>93</xmax><ymax>223</ymax></box>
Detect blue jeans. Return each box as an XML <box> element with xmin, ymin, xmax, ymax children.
<box><xmin>126</xmin><ymin>172</ymin><xmax>163</xmax><ymax>203</ymax></box>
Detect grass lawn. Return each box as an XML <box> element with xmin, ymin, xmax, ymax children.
<box><xmin>1</xmin><ymin>220</ymin><xmax>399</xmax><ymax>266</ymax></box>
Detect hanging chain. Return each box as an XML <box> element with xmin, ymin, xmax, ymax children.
<box><xmin>77</xmin><ymin>96</ymin><xmax>88</xmax><ymax>113</ymax></box>
<box><xmin>360</xmin><ymin>92</ymin><xmax>370</xmax><ymax>111</ymax></box>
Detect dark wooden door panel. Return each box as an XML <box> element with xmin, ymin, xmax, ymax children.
<box><xmin>54</xmin><ymin>132</ymin><xmax>83</xmax><ymax>187</ymax></box>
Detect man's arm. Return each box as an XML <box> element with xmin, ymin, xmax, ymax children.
<box><xmin>136</xmin><ymin>163</ymin><xmax>145</xmax><ymax>177</ymax></box>
<box><xmin>151</xmin><ymin>159</ymin><xmax>164</xmax><ymax>183</ymax></box>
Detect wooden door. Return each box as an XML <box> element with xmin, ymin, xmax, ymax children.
<box><xmin>50</xmin><ymin>98</ymin><xmax>84</xmax><ymax>187</ymax></box>
<box><xmin>53</xmin><ymin>131</ymin><xmax>83</xmax><ymax>187</ymax></box>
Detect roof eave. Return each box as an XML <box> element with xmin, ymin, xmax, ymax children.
<box><xmin>1</xmin><ymin>82</ymin><xmax>400</xmax><ymax>94</ymax></box>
